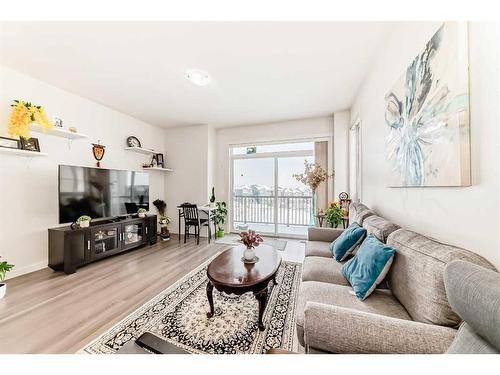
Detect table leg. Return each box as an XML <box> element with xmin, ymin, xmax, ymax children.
<box><xmin>178</xmin><ymin>211</ymin><xmax>181</xmax><ymax>241</ymax></box>
<box><xmin>254</xmin><ymin>287</ymin><xmax>268</xmax><ymax>331</ymax></box>
<box><xmin>206</xmin><ymin>281</ymin><xmax>215</xmax><ymax>318</ymax></box>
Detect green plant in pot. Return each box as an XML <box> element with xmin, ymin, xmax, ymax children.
<box><xmin>213</xmin><ymin>201</ymin><xmax>228</xmax><ymax>238</ymax></box>
<box><xmin>0</xmin><ymin>256</ymin><xmax>14</xmax><ymax>299</ymax></box>
<box><xmin>77</xmin><ymin>215</ymin><xmax>91</xmax><ymax>228</ymax></box>
<box><xmin>325</xmin><ymin>201</ymin><xmax>343</xmax><ymax>228</ymax></box>
<box><xmin>137</xmin><ymin>208</ymin><xmax>148</xmax><ymax>218</ymax></box>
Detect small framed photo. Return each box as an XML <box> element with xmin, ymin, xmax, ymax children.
<box><xmin>0</xmin><ymin>136</ymin><xmax>20</xmax><ymax>150</ymax></box>
<box><xmin>20</xmin><ymin>137</ymin><xmax>41</xmax><ymax>152</ymax></box>
<box><xmin>156</xmin><ymin>153</ymin><xmax>165</xmax><ymax>168</ymax></box>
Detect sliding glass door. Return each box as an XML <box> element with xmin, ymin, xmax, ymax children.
<box><xmin>231</xmin><ymin>142</ymin><xmax>314</xmax><ymax>237</ymax></box>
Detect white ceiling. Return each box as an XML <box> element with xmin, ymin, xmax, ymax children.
<box><xmin>0</xmin><ymin>22</ymin><xmax>392</xmax><ymax>128</ymax></box>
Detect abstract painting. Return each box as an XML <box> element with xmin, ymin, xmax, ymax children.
<box><xmin>385</xmin><ymin>23</ymin><xmax>471</xmax><ymax>187</ymax></box>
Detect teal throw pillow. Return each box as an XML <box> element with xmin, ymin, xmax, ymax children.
<box><xmin>341</xmin><ymin>234</ymin><xmax>396</xmax><ymax>301</ymax></box>
<box><xmin>329</xmin><ymin>222</ymin><xmax>367</xmax><ymax>262</ymax></box>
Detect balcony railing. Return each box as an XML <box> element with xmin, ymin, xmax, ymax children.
<box><xmin>232</xmin><ymin>195</ymin><xmax>313</xmax><ymax>227</ymax></box>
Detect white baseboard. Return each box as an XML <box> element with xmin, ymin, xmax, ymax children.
<box><xmin>6</xmin><ymin>261</ymin><xmax>47</xmax><ymax>280</ymax></box>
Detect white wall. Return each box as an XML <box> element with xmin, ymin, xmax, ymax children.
<box><xmin>0</xmin><ymin>66</ymin><xmax>167</xmax><ymax>279</ymax></box>
<box><xmin>215</xmin><ymin>116</ymin><xmax>335</xmax><ymax>232</ymax></box>
<box><xmin>350</xmin><ymin>22</ymin><xmax>500</xmax><ymax>268</ymax></box>
<box><xmin>164</xmin><ymin>124</ymin><xmax>215</xmax><ymax>236</ymax></box>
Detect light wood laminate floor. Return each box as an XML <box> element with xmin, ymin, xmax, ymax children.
<box><xmin>0</xmin><ymin>235</ymin><xmax>305</xmax><ymax>353</ymax></box>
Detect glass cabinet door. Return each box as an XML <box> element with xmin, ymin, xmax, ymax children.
<box><xmin>122</xmin><ymin>222</ymin><xmax>145</xmax><ymax>248</ymax></box>
<box><xmin>92</xmin><ymin>226</ymin><xmax>120</xmax><ymax>257</ymax></box>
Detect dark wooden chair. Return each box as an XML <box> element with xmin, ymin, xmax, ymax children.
<box><xmin>180</xmin><ymin>203</ymin><xmax>211</xmax><ymax>245</ymax></box>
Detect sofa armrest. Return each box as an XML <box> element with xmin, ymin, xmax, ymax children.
<box><xmin>304</xmin><ymin>302</ymin><xmax>456</xmax><ymax>354</ymax></box>
<box><xmin>307</xmin><ymin>227</ymin><xmax>343</xmax><ymax>242</ymax></box>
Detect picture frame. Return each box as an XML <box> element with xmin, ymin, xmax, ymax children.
<box><xmin>156</xmin><ymin>153</ymin><xmax>165</xmax><ymax>168</ymax></box>
<box><xmin>20</xmin><ymin>137</ymin><xmax>41</xmax><ymax>152</ymax></box>
<box><xmin>0</xmin><ymin>136</ymin><xmax>21</xmax><ymax>150</ymax></box>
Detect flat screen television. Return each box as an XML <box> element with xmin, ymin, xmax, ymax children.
<box><xmin>58</xmin><ymin>165</ymin><xmax>149</xmax><ymax>224</ymax></box>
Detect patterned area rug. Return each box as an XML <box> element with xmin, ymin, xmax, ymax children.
<box><xmin>83</xmin><ymin>255</ymin><xmax>302</xmax><ymax>354</ymax></box>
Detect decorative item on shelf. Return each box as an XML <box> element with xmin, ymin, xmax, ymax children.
<box><xmin>126</xmin><ymin>136</ymin><xmax>141</xmax><ymax>148</ymax></box>
<box><xmin>293</xmin><ymin>160</ymin><xmax>333</xmax><ymax>226</ymax></box>
<box><xmin>153</xmin><ymin>199</ymin><xmax>171</xmax><ymax>240</ymax></box>
<box><xmin>209</xmin><ymin>187</ymin><xmax>216</xmax><ymax>205</ymax></box>
<box><xmin>325</xmin><ymin>201</ymin><xmax>343</xmax><ymax>229</ymax></box>
<box><xmin>137</xmin><ymin>208</ymin><xmax>147</xmax><ymax>218</ymax></box>
<box><xmin>76</xmin><ymin>215</ymin><xmax>91</xmax><ymax>228</ymax></box>
<box><xmin>239</xmin><ymin>229</ymin><xmax>264</xmax><ymax>263</ymax></box>
<box><xmin>155</xmin><ymin>153</ymin><xmax>165</xmax><ymax>168</ymax></box>
<box><xmin>53</xmin><ymin>117</ymin><xmax>63</xmax><ymax>128</ymax></box>
<box><xmin>339</xmin><ymin>192</ymin><xmax>351</xmax><ymax>229</ymax></box>
<box><xmin>7</xmin><ymin>100</ymin><xmax>53</xmax><ymax>139</ymax></box>
<box><xmin>20</xmin><ymin>137</ymin><xmax>41</xmax><ymax>152</ymax></box>
<box><xmin>68</xmin><ymin>127</ymin><xmax>78</xmax><ymax>133</ymax></box>
<box><xmin>0</xmin><ymin>136</ymin><xmax>21</xmax><ymax>150</ymax></box>
<box><xmin>92</xmin><ymin>141</ymin><xmax>106</xmax><ymax>167</ymax></box>
<box><xmin>150</xmin><ymin>154</ymin><xmax>157</xmax><ymax>167</ymax></box>
<box><xmin>213</xmin><ymin>201</ymin><xmax>227</xmax><ymax>238</ymax></box>
<box><xmin>0</xmin><ymin>256</ymin><xmax>14</xmax><ymax>299</ymax></box>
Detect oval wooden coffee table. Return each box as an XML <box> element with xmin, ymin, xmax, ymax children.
<box><xmin>206</xmin><ymin>244</ymin><xmax>282</xmax><ymax>331</ymax></box>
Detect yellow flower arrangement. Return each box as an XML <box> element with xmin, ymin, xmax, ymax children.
<box><xmin>7</xmin><ymin>100</ymin><xmax>53</xmax><ymax>139</ymax></box>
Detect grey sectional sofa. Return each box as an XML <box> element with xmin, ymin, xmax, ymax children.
<box><xmin>297</xmin><ymin>202</ymin><xmax>497</xmax><ymax>354</ymax></box>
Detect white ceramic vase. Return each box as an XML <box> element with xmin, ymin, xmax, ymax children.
<box><xmin>243</xmin><ymin>246</ymin><xmax>255</xmax><ymax>261</ymax></box>
<box><xmin>0</xmin><ymin>283</ymin><xmax>6</xmax><ymax>299</ymax></box>
<box><xmin>79</xmin><ymin>220</ymin><xmax>90</xmax><ymax>228</ymax></box>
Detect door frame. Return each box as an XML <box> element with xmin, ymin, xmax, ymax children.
<box><xmin>229</xmin><ymin>138</ymin><xmax>331</xmax><ymax>238</ymax></box>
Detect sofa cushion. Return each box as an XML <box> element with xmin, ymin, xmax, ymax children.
<box><xmin>296</xmin><ymin>281</ymin><xmax>411</xmax><ymax>346</ymax></box>
<box><xmin>305</xmin><ymin>241</ymin><xmax>333</xmax><ymax>258</ymax></box>
<box><xmin>447</xmin><ymin>323</ymin><xmax>499</xmax><ymax>354</ymax></box>
<box><xmin>444</xmin><ymin>260</ymin><xmax>500</xmax><ymax>352</ymax></box>
<box><xmin>362</xmin><ymin>215</ymin><xmax>400</xmax><ymax>243</ymax></box>
<box><xmin>348</xmin><ymin>201</ymin><xmax>374</xmax><ymax>225</ymax></box>
<box><xmin>341</xmin><ymin>234</ymin><xmax>396</xmax><ymax>300</ymax></box>
<box><xmin>387</xmin><ymin>229</ymin><xmax>496</xmax><ymax>328</ymax></box>
<box><xmin>302</xmin><ymin>256</ymin><xmax>349</xmax><ymax>285</ymax></box>
<box><xmin>331</xmin><ymin>222</ymin><xmax>367</xmax><ymax>261</ymax></box>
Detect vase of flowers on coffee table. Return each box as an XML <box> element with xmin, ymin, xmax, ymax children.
<box><xmin>240</xmin><ymin>230</ymin><xmax>263</xmax><ymax>263</ymax></box>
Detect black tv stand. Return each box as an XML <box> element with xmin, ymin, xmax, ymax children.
<box><xmin>48</xmin><ymin>215</ymin><xmax>157</xmax><ymax>274</ymax></box>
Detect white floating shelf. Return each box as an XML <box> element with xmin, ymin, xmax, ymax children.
<box><xmin>143</xmin><ymin>167</ymin><xmax>174</xmax><ymax>172</ymax></box>
<box><xmin>31</xmin><ymin>124</ymin><xmax>88</xmax><ymax>140</ymax></box>
<box><xmin>124</xmin><ymin>146</ymin><xmax>158</xmax><ymax>155</ymax></box>
<box><xmin>0</xmin><ymin>147</ymin><xmax>48</xmax><ymax>157</ymax></box>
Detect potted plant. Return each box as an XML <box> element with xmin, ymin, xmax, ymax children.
<box><xmin>213</xmin><ymin>201</ymin><xmax>228</xmax><ymax>238</ymax></box>
<box><xmin>153</xmin><ymin>199</ymin><xmax>171</xmax><ymax>240</ymax></box>
<box><xmin>0</xmin><ymin>256</ymin><xmax>14</xmax><ymax>299</ymax></box>
<box><xmin>77</xmin><ymin>215</ymin><xmax>91</xmax><ymax>228</ymax></box>
<box><xmin>137</xmin><ymin>208</ymin><xmax>148</xmax><ymax>218</ymax></box>
<box><xmin>239</xmin><ymin>230</ymin><xmax>264</xmax><ymax>261</ymax></box>
<box><xmin>325</xmin><ymin>201</ymin><xmax>343</xmax><ymax>228</ymax></box>
<box><xmin>293</xmin><ymin>160</ymin><xmax>333</xmax><ymax>225</ymax></box>
<box><xmin>7</xmin><ymin>100</ymin><xmax>53</xmax><ymax>139</ymax></box>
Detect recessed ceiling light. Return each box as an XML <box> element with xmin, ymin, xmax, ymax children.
<box><xmin>185</xmin><ymin>69</ymin><xmax>211</xmax><ymax>86</ymax></box>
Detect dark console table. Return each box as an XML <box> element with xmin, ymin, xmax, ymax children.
<box><xmin>48</xmin><ymin>215</ymin><xmax>157</xmax><ymax>274</ymax></box>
